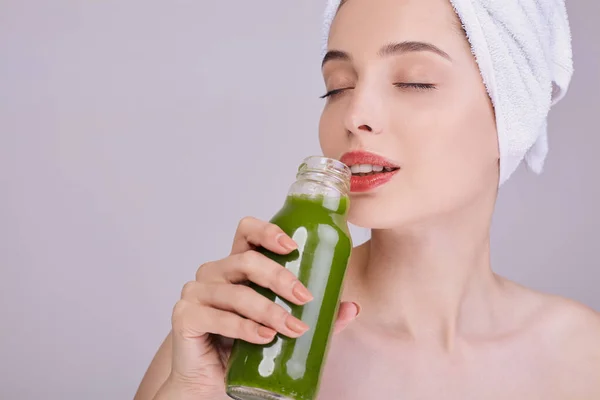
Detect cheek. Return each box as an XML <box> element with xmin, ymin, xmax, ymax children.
<box><xmin>443</xmin><ymin>95</ymin><xmax>499</xmax><ymax>176</ymax></box>
<box><xmin>318</xmin><ymin>106</ymin><xmax>345</xmax><ymax>158</ymax></box>
<box><xmin>398</xmin><ymin>90</ymin><xmax>498</xmax><ymax>194</ymax></box>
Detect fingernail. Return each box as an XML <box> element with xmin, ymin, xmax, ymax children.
<box><xmin>292</xmin><ymin>281</ymin><xmax>314</xmax><ymax>303</ymax></box>
<box><xmin>277</xmin><ymin>234</ymin><xmax>297</xmax><ymax>251</ymax></box>
<box><xmin>286</xmin><ymin>315</ymin><xmax>309</xmax><ymax>335</ymax></box>
<box><xmin>258</xmin><ymin>326</ymin><xmax>276</xmax><ymax>339</ymax></box>
<box><xmin>353</xmin><ymin>302</ymin><xmax>361</xmax><ymax>316</ymax></box>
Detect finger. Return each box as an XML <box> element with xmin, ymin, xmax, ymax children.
<box><xmin>195</xmin><ymin>251</ymin><xmax>313</xmax><ymax>305</ymax></box>
<box><xmin>171</xmin><ymin>300</ymin><xmax>277</xmax><ymax>345</ymax></box>
<box><xmin>333</xmin><ymin>302</ymin><xmax>361</xmax><ymax>335</ymax></box>
<box><xmin>187</xmin><ymin>282</ymin><xmax>309</xmax><ymax>339</ymax></box>
<box><xmin>222</xmin><ymin>250</ymin><xmax>313</xmax><ymax>305</ymax></box>
<box><xmin>231</xmin><ymin>216</ymin><xmax>297</xmax><ymax>255</ymax></box>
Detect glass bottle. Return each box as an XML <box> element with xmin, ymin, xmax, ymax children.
<box><xmin>225</xmin><ymin>155</ymin><xmax>352</xmax><ymax>400</ymax></box>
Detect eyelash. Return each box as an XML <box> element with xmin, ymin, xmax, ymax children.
<box><xmin>395</xmin><ymin>82</ymin><xmax>437</xmax><ymax>91</ymax></box>
<box><xmin>320</xmin><ymin>83</ymin><xmax>437</xmax><ymax>99</ymax></box>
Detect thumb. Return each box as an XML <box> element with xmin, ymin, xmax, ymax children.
<box><xmin>332</xmin><ymin>302</ymin><xmax>361</xmax><ymax>334</ymax></box>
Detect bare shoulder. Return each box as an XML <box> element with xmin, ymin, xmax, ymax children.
<box><xmin>535</xmin><ymin>291</ymin><xmax>600</xmax><ymax>349</ymax></box>
<box><xmin>500</xmin><ymin>278</ymin><xmax>600</xmax><ymax>339</ymax></box>
<box><xmin>540</xmin><ymin>294</ymin><xmax>600</xmax><ymax>395</ymax></box>
<box><xmin>503</xmin><ymin>279</ymin><xmax>600</xmax><ymax>396</ymax></box>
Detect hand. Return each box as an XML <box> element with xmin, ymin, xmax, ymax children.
<box><xmin>160</xmin><ymin>217</ymin><xmax>360</xmax><ymax>399</ymax></box>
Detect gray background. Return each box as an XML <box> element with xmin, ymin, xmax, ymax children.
<box><xmin>0</xmin><ymin>1</ymin><xmax>598</xmax><ymax>399</ymax></box>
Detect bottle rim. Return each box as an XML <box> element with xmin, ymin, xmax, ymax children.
<box><xmin>296</xmin><ymin>156</ymin><xmax>351</xmax><ymax>194</ymax></box>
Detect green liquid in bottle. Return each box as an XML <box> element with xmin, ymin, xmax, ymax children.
<box><xmin>226</xmin><ymin>158</ymin><xmax>352</xmax><ymax>400</ymax></box>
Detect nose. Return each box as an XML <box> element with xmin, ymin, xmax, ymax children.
<box><xmin>343</xmin><ymin>88</ymin><xmax>383</xmax><ymax>136</ymax></box>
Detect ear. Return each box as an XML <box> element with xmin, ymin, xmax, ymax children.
<box><xmin>333</xmin><ymin>301</ymin><xmax>361</xmax><ymax>334</ymax></box>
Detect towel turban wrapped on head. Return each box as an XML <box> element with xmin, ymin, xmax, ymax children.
<box><xmin>321</xmin><ymin>0</ymin><xmax>574</xmax><ymax>186</ymax></box>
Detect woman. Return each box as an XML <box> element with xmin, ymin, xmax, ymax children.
<box><xmin>135</xmin><ymin>0</ymin><xmax>600</xmax><ymax>398</ymax></box>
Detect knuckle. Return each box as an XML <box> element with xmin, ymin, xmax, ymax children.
<box><xmin>264</xmin><ymin>223</ymin><xmax>283</xmax><ymax>238</ymax></box>
<box><xmin>239</xmin><ymin>318</ymin><xmax>257</xmax><ymax>336</ymax></box>
<box><xmin>275</xmin><ymin>265</ymin><xmax>296</xmax><ymax>288</ymax></box>
<box><xmin>195</xmin><ymin>261</ymin><xmax>214</xmax><ymax>281</ymax></box>
<box><xmin>172</xmin><ymin>300</ymin><xmax>206</xmax><ymax>336</ymax></box>
<box><xmin>201</xmin><ymin>282</ymin><xmax>220</xmax><ymax>302</ymax></box>
<box><xmin>266</xmin><ymin>302</ymin><xmax>288</xmax><ymax>325</ymax></box>
<box><xmin>171</xmin><ymin>300</ymin><xmax>189</xmax><ymax>331</ymax></box>
<box><xmin>240</xmin><ymin>249</ymin><xmax>259</xmax><ymax>268</ymax></box>
<box><xmin>223</xmin><ymin>313</ymin><xmax>243</xmax><ymax>335</ymax></box>
<box><xmin>235</xmin><ymin>284</ymin><xmax>255</xmax><ymax>300</ymax></box>
<box><xmin>237</xmin><ymin>216</ymin><xmax>257</xmax><ymax>231</ymax></box>
<box><xmin>180</xmin><ymin>281</ymin><xmax>197</xmax><ymax>299</ymax></box>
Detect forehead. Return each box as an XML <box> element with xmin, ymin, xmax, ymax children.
<box><xmin>329</xmin><ymin>0</ymin><xmax>463</xmax><ymax>52</ymax></box>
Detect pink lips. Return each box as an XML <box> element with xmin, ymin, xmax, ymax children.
<box><xmin>340</xmin><ymin>151</ymin><xmax>400</xmax><ymax>193</ymax></box>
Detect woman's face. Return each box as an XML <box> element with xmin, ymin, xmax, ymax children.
<box><xmin>319</xmin><ymin>0</ymin><xmax>499</xmax><ymax>229</ymax></box>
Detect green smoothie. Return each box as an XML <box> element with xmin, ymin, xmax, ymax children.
<box><xmin>225</xmin><ymin>192</ymin><xmax>352</xmax><ymax>400</ymax></box>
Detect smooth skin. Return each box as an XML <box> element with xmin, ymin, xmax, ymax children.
<box><xmin>136</xmin><ymin>0</ymin><xmax>600</xmax><ymax>399</ymax></box>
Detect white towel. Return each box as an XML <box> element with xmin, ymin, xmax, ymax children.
<box><xmin>322</xmin><ymin>0</ymin><xmax>574</xmax><ymax>185</ymax></box>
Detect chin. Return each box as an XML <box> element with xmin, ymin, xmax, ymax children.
<box><xmin>346</xmin><ymin>186</ymin><xmax>462</xmax><ymax>231</ymax></box>
<box><xmin>347</xmin><ymin>193</ymin><xmax>416</xmax><ymax>230</ymax></box>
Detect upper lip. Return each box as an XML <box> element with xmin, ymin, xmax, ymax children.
<box><xmin>339</xmin><ymin>151</ymin><xmax>400</xmax><ymax>168</ymax></box>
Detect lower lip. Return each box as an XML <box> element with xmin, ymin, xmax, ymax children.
<box><xmin>350</xmin><ymin>170</ymin><xmax>399</xmax><ymax>192</ymax></box>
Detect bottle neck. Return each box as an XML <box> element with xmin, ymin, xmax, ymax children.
<box><xmin>286</xmin><ymin>156</ymin><xmax>351</xmax><ymax>215</ymax></box>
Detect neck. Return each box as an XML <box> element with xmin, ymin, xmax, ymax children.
<box><xmin>349</xmin><ymin>198</ymin><xmax>501</xmax><ymax>350</ymax></box>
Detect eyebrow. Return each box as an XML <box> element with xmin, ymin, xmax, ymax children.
<box><xmin>321</xmin><ymin>41</ymin><xmax>452</xmax><ymax>68</ymax></box>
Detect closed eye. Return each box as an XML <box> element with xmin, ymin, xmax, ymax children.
<box><xmin>319</xmin><ymin>87</ymin><xmax>354</xmax><ymax>99</ymax></box>
<box><xmin>394</xmin><ymin>83</ymin><xmax>437</xmax><ymax>91</ymax></box>
<box><xmin>320</xmin><ymin>83</ymin><xmax>435</xmax><ymax>99</ymax></box>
